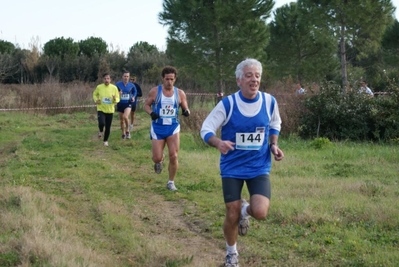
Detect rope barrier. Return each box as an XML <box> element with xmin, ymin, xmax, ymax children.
<box><xmin>0</xmin><ymin>105</ymin><xmax>96</xmax><ymax>112</ymax></box>
<box><xmin>6</xmin><ymin>90</ymin><xmax>391</xmax><ymax>111</ymax></box>
<box><xmin>0</xmin><ymin>92</ymin><xmax>219</xmax><ymax>112</ymax></box>
<box><xmin>186</xmin><ymin>92</ymin><xmax>218</xmax><ymax>96</ymax></box>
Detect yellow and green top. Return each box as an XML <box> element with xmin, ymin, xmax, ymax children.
<box><xmin>93</xmin><ymin>83</ymin><xmax>120</xmax><ymax>113</ymax></box>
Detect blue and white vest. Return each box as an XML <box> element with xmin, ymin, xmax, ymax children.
<box><xmin>151</xmin><ymin>85</ymin><xmax>180</xmax><ymax>125</ymax></box>
<box><xmin>220</xmin><ymin>91</ymin><xmax>276</xmax><ymax>178</ymax></box>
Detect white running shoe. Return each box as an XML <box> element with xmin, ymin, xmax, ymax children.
<box><xmin>103</xmin><ymin>141</ymin><xmax>109</xmax><ymax>147</ymax></box>
<box><xmin>224</xmin><ymin>253</ymin><xmax>239</xmax><ymax>267</ymax></box>
<box><xmin>238</xmin><ymin>199</ymin><xmax>250</xmax><ymax>236</ymax></box>
<box><xmin>167</xmin><ymin>182</ymin><xmax>178</xmax><ymax>191</ymax></box>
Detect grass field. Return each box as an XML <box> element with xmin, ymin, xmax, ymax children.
<box><xmin>0</xmin><ymin>110</ymin><xmax>398</xmax><ymax>267</ymax></box>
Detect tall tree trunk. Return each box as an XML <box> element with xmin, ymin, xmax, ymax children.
<box><xmin>213</xmin><ymin>24</ymin><xmax>224</xmax><ymax>103</ymax></box>
<box><xmin>340</xmin><ymin>24</ymin><xmax>348</xmax><ymax>92</ymax></box>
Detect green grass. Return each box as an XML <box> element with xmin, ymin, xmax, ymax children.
<box><xmin>0</xmin><ymin>111</ymin><xmax>398</xmax><ymax>266</ymax></box>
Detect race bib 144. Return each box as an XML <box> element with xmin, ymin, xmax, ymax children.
<box><xmin>235</xmin><ymin>127</ymin><xmax>265</xmax><ymax>150</ymax></box>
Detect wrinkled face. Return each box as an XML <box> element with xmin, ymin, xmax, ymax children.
<box><xmin>236</xmin><ymin>66</ymin><xmax>261</xmax><ymax>99</ymax></box>
<box><xmin>122</xmin><ymin>73</ymin><xmax>130</xmax><ymax>83</ymax></box>
<box><xmin>162</xmin><ymin>73</ymin><xmax>176</xmax><ymax>90</ymax></box>
<box><xmin>103</xmin><ymin>75</ymin><xmax>111</xmax><ymax>85</ymax></box>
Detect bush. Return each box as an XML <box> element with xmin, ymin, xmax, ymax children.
<box><xmin>310</xmin><ymin>137</ymin><xmax>332</xmax><ymax>149</ymax></box>
<box><xmin>299</xmin><ymin>81</ymin><xmax>399</xmax><ymax>141</ymax></box>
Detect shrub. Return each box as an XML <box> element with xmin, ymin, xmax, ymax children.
<box><xmin>299</xmin><ymin>81</ymin><xmax>399</xmax><ymax>141</ymax></box>
<box><xmin>310</xmin><ymin>137</ymin><xmax>332</xmax><ymax>149</ymax></box>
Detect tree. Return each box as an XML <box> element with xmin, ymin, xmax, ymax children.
<box><xmin>159</xmin><ymin>0</ymin><xmax>273</xmax><ymax>94</ymax></box>
<box><xmin>78</xmin><ymin>37</ymin><xmax>108</xmax><ymax>57</ymax></box>
<box><xmin>43</xmin><ymin>37</ymin><xmax>79</xmax><ymax>59</ymax></box>
<box><xmin>362</xmin><ymin>18</ymin><xmax>399</xmax><ymax>89</ymax></box>
<box><xmin>381</xmin><ymin>19</ymin><xmax>399</xmax><ymax>68</ymax></box>
<box><xmin>39</xmin><ymin>55</ymin><xmax>60</xmax><ymax>82</ymax></box>
<box><xmin>0</xmin><ymin>53</ymin><xmax>18</xmax><ymax>83</ymax></box>
<box><xmin>129</xmin><ymin>41</ymin><xmax>158</xmax><ymax>54</ymax></box>
<box><xmin>102</xmin><ymin>51</ymin><xmax>127</xmax><ymax>81</ymax></box>
<box><xmin>299</xmin><ymin>0</ymin><xmax>395</xmax><ymax>90</ymax></box>
<box><xmin>0</xmin><ymin>40</ymin><xmax>15</xmax><ymax>54</ymax></box>
<box><xmin>76</xmin><ymin>55</ymin><xmax>101</xmax><ymax>82</ymax></box>
<box><xmin>126</xmin><ymin>41</ymin><xmax>170</xmax><ymax>79</ymax></box>
<box><xmin>267</xmin><ymin>2</ymin><xmax>338</xmax><ymax>83</ymax></box>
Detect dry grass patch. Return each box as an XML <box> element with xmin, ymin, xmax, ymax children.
<box><xmin>0</xmin><ymin>186</ymin><xmax>114</xmax><ymax>267</ymax></box>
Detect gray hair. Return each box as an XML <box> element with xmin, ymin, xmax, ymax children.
<box><xmin>235</xmin><ymin>58</ymin><xmax>262</xmax><ymax>80</ymax></box>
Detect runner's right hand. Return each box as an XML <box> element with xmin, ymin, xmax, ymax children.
<box><xmin>150</xmin><ymin>112</ymin><xmax>160</xmax><ymax>120</ymax></box>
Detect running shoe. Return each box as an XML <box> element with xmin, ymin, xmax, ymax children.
<box><xmin>126</xmin><ymin>132</ymin><xmax>131</xmax><ymax>139</ymax></box>
<box><xmin>103</xmin><ymin>141</ymin><xmax>109</xmax><ymax>147</ymax></box>
<box><xmin>224</xmin><ymin>253</ymin><xmax>239</xmax><ymax>267</ymax></box>
<box><xmin>154</xmin><ymin>162</ymin><xmax>163</xmax><ymax>174</ymax></box>
<box><xmin>98</xmin><ymin>132</ymin><xmax>103</xmax><ymax>138</ymax></box>
<box><xmin>122</xmin><ymin>134</ymin><xmax>126</xmax><ymax>140</ymax></box>
<box><xmin>167</xmin><ymin>182</ymin><xmax>178</xmax><ymax>191</ymax></box>
<box><xmin>238</xmin><ymin>199</ymin><xmax>250</xmax><ymax>236</ymax></box>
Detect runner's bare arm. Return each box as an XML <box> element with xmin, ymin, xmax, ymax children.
<box><xmin>144</xmin><ymin>87</ymin><xmax>158</xmax><ymax>115</ymax></box>
<box><xmin>179</xmin><ymin>89</ymin><xmax>190</xmax><ymax>116</ymax></box>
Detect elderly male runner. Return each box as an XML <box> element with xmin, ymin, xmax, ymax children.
<box><xmin>201</xmin><ymin>58</ymin><xmax>284</xmax><ymax>266</ymax></box>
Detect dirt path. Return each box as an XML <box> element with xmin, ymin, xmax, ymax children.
<box><xmin>130</xmin><ymin>194</ymin><xmax>225</xmax><ymax>267</ymax></box>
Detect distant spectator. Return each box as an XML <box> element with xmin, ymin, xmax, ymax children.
<box><xmin>359</xmin><ymin>81</ymin><xmax>374</xmax><ymax>97</ymax></box>
<box><xmin>295</xmin><ymin>83</ymin><xmax>306</xmax><ymax>95</ymax></box>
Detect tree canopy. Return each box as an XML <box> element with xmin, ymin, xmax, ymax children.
<box><xmin>298</xmin><ymin>0</ymin><xmax>395</xmax><ymax>89</ymax></box>
<box><xmin>267</xmin><ymin>2</ymin><xmax>338</xmax><ymax>83</ymax></box>
<box><xmin>78</xmin><ymin>37</ymin><xmax>108</xmax><ymax>57</ymax></box>
<box><xmin>0</xmin><ymin>0</ymin><xmax>398</xmax><ymax>89</ymax></box>
<box><xmin>0</xmin><ymin>40</ymin><xmax>15</xmax><ymax>54</ymax></box>
<box><xmin>159</xmin><ymin>0</ymin><xmax>274</xmax><ymax>93</ymax></box>
<box><xmin>43</xmin><ymin>37</ymin><xmax>80</xmax><ymax>59</ymax></box>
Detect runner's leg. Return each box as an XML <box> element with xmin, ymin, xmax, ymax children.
<box><xmin>104</xmin><ymin>113</ymin><xmax>113</xmax><ymax>142</ymax></box>
<box><xmin>165</xmin><ymin>133</ymin><xmax>180</xmax><ymax>182</ymax></box>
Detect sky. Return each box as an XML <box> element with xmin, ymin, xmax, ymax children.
<box><xmin>1</xmin><ymin>0</ymin><xmax>399</xmax><ymax>53</ymax></box>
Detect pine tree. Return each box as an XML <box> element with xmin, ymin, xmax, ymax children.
<box><xmin>159</xmin><ymin>0</ymin><xmax>274</xmax><ymax>94</ymax></box>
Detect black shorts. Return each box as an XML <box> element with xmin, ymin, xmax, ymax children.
<box><xmin>222</xmin><ymin>174</ymin><xmax>271</xmax><ymax>203</ymax></box>
<box><xmin>117</xmin><ymin>102</ymin><xmax>132</xmax><ymax>113</ymax></box>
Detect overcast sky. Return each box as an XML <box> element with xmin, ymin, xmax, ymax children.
<box><xmin>1</xmin><ymin>0</ymin><xmax>398</xmax><ymax>53</ymax></box>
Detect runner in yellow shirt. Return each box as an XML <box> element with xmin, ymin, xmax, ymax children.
<box><xmin>93</xmin><ymin>73</ymin><xmax>120</xmax><ymax>146</ymax></box>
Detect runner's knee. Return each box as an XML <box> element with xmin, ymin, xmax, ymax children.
<box><xmin>169</xmin><ymin>152</ymin><xmax>178</xmax><ymax>163</ymax></box>
<box><xmin>251</xmin><ymin>206</ymin><xmax>269</xmax><ymax>220</ymax></box>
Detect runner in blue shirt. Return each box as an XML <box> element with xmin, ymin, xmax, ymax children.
<box><xmin>200</xmin><ymin>58</ymin><xmax>284</xmax><ymax>267</ymax></box>
<box><xmin>143</xmin><ymin>66</ymin><xmax>190</xmax><ymax>191</ymax></box>
<box><xmin>115</xmin><ymin>71</ymin><xmax>137</xmax><ymax>139</ymax></box>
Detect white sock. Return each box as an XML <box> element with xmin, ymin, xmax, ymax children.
<box><xmin>226</xmin><ymin>243</ymin><xmax>237</xmax><ymax>255</ymax></box>
<box><xmin>167</xmin><ymin>180</ymin><xmax>174</xmax><ymax>184</ymax></box>
<box><xmin>241</xmin><ymin>203</ymin><xmax>250</xmax><ymax>218</ymax></box>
